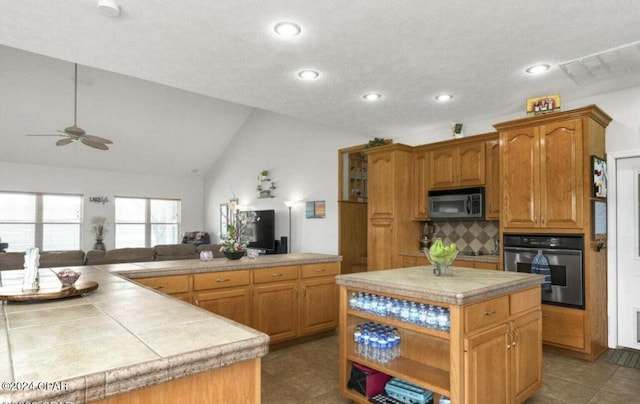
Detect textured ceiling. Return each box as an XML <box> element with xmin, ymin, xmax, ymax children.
<box><xmin>1</xmin><ymin>1</ymin><xmax>640</xmax><ymax>177</ymax></box>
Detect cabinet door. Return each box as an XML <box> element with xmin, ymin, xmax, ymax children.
<box><xmin>368</xmin><ymin>219</ymin><xmax>394</xmax><ymax>270</ymax></box>
<box><xmin>195</xmin><ymin>288</ymin><xmax>251</xmax><ymax>327</ymax></box>
<box><xmin>458</xmin><ymin>142</ymin><xmax>485</xmax><ymax>186</ymax></box>
<box><xmin>429</xmin><ymin>146</ymin><xmax>457</xmax><ymax>188</ymax></box>
<box><xmin>501</xmin><ymin>127</ymin><xmax>540</xmax><ymax>228</ymax></box>
<box><xmin>539</xmin><ymin>119</ymin><xmax>584</xmax><ymax>229</ymax></box>
<box><xmin>252</xmin><ymin>281</ymin><xmax>299</xmax><ymax>343</ymax></box>
<box><xmin>485</xmin><ymin>138</ymin><xmax>500</xmax><ymax>219</ymax></box>
<box><xmin>412</xmin><ymin>150</ymin><xmax>429</xmax><ymax>219</ymax></box>
<box><xmin>511</xmin><ymin>311</ymin><xmax>542</xmax><ymax>403</ymax></box>
<box><xmin>368</xmin><ymin>152</ymin><xmax>395</xmax><ymax>219</ymax></box>
<box><xmin>300</xmin><ymin>277</ymin><xmax>338</xmax><ymax>335</ymax></box>
<box><xmin>464</xmin><ymin>324</ymin><xmax>511</xmax><ymax>404</ymax></box>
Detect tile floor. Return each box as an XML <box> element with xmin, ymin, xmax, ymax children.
<box><xmin>261</xmin><ymin>333</ymin><xmax>640</xmax><ymax>403</ymax></box>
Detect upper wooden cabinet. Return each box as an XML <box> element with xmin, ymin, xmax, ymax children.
<box><xmin>495</xmin><ymin>106</ymin><xmax>612</xmax><ymax>230</ymax></box>
<box><xmin>412</xmin><ymin>149</ymin><xmax>429</xmax><ymax>220</ymax></box>
<box><xmin>485</xmin><ymin>137</ymin><xmax>500</xmax><ymax>220</ymax></box>
<box><xmin>429</xmin><ymin>141</ymin><xmax>485</xmax><ymax>189</ymax></box>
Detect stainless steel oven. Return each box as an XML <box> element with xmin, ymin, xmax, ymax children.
<box><xmin>503</xmin><ymin>233</ymin><xmax>584</xmax><ymax>309</ymax></box>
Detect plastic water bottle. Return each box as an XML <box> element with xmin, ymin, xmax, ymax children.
<box><xmin>437</xmin><ymin>307</ymin><xmax>450</xmax><ymax>331</ymax></box>
<box><xmin>378</xmin><ymin>334</ymin><xmax>388</xmax><ymax>363</ymax></box>
<box><xmin>409</xmin><ymin>302</ymin><xmax>420</xmax><ymax>323</ymax></box>
<box><xmin>400</xmin><ymin>301</ymin><xmax>410</xmax><ymax>322</ymax></box>
<box><xmin>418</xmin><ymin>303</ymin><xmax>428</xmax><ymax>325</ymax></box>
<box><xmin>349</xmin><ymin>292</ymin><xmax>358</xmax><ymax>310</ymax></box>
<box><xmin>391</xmin><ymin>298</ymin><xmax>401</xmax><ymax>319</ymax></box>
<box><xmin>439</xmin><ymin>395</ymin><xmax>451</xmax><ymax>404</ymax></box>
<box><xmin>370</xmin><ymin>295</ymin><xmax>379</xmax><ymax>314</ymax></box>
<box><xmin>363</xmin><ymin>293</ymin><xmax>372</xmax><ymax>312</ymax></box>
<box><xmin>392</xmin><ymin>327</ymin><xmax>401</xmax><ymax>358</ymax></box>
<box><xmin>426</xmin><ymin>305</ymin><xmax>437</xmax><ymax>329</ymax></box>
<box><xmin>377</xmin><ymin>299</ymin><xmax>387</xmax><ymax>317</ymax></box>
<box><xmin>356</xmin><ymin>292</ymin><xmax>365</xmax><ymax>310</ymax></box>
<box><xmin>353</xmin><ymin>325</ymin><xmax>362</xmax><ymax>355</ymax></box>
<box><xmin>368</xmin><ymin>332</ymin><xmax>379</xmax><ymax>360</ymax></box>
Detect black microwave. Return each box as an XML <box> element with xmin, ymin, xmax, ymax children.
<box><xmin>427</xmin><ymin>187</ymin><xmax>484</xmax><ymax>220</ymax></box>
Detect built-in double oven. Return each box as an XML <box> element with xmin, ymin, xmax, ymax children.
<box><xmin>503</xmin><ymin>233</ymin><xmax>584</xmax><ymax>309</ymax></box>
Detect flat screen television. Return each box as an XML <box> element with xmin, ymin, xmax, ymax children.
<box><xmin>241</xmin><ymin>209</ymin><xmax>276</xmax><ymax>252</ymax></box>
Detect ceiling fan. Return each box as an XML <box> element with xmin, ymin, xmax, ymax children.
<box><xmin>27</xmin><ymin>63</ymin><xmax>114</xmax><ymax>150</ymax></box>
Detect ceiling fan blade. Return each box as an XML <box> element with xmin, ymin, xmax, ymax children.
<box><xmin>83</xmin><ymin>134</ymin><xmax>113</xmax><ymax>144</ymax></box>
<box><xmin>56</xmin><ymin>138</ymin><xmax>74</xmax><ymax>146</ymax></box>
<box><xmin>81</xmin><ymin>138</ymin><xmax>109</xmax><ymax>150</ymax></box>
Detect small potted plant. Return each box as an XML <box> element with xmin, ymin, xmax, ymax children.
<box><xmin>220</xmin><ymin>210</ymin><xmax>257</xmax><ymax>260</ymax></box>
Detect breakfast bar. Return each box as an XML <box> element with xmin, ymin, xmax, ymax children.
<box><xmin>336</xmin><ymin>266</ymin><xmax>545</xmax><ymax>404</ymax></box>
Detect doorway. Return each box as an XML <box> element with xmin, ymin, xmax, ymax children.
<box><xmin>609</xmin><ymin>153</ymin><xmax>640</xmax><ymax>350</ymax></box>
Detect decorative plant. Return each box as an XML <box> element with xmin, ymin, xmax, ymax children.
<box><xmin>260</xmin><ymin>169</ymin><xmax>269</xmax><ymax>177</ymax></box>
<box><xmin>220</xmin><ymin>209</ymin><xmax>257</xmax><ymax>252</ymax></box>
<box><xmin>90</xmin><ymin>216</ymin><xmax>108</xmax><ymax>240</ymax></box>
<box><xmin>361</xmin><ymin>137</ymin><xmax>390</xmax><ymax>158</ymax></box>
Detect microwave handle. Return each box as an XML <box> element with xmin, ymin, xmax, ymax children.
<box><xmin>466</xmin><ymin>195</ymin><xmax>471</xmax><ymax>214</ymax></box>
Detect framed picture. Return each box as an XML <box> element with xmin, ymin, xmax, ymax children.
<box><xmin>591</xmin><ymin>155</ymin><xmax>607</xmax><ymax>198</ymax></box>
<box><xmin>592</xmin><ymin>200</ymin><xmax>607</xmax><ymax>237</ymax></box>
<box><xmin>219</xmin><ymin>203</ymin><xmax>228</xmax><ymax>236</ymax></box>
<box><xmin>305</xmin><ymin>200</ymin><xmax>326</xmax><ymax>219</ymax></box>
<box><xmin>526</xmin><ymin>94</ymin><xmax>560</xmax><ymax>115</ymax></box>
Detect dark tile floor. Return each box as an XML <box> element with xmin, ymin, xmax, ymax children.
<box><xmin>261</xmin><ymin>333</ymin><xmax>640</xmax><ymax>403</ymax></box>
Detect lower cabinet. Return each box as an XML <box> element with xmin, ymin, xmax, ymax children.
<box><xmin>541</xmin><ymin>303</ymin><xmax>585</xmax><ymax>350</ymax></box>
<box><xmin>464</xmin><ymin>310</ymin><xmax>542</xmax><ymax>403</ymax></box>
<box><xmin>401</xmin><ymin>254</ymin><xmax>499</xmax><ymax>271</ymax></box>
<box><xmin>132</xmin><ymin>260</ymin><xmax>340</xmax><ymax>346</ymax></box>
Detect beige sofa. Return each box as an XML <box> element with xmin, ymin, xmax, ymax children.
<box><xmin>0</xmin><ymin>244</ymin><xmax>224</xmax><ymax>270</ymax></box>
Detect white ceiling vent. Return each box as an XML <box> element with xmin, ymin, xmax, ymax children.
<box><xmin>559</xmin><ymin>40</ymin><xmax>640</xmax><ymax>86</ymax></box>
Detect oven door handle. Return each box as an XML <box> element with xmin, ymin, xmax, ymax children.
<box><xmin>503</xmin><ymin>247</ymin><xmax>582</xmax><ymax>256</ymax></box>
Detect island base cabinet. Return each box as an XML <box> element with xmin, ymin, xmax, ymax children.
<box><xmin>92</xmin><ymin>357</ymin><xmax>260</xmax><ymax>404</ymax></box>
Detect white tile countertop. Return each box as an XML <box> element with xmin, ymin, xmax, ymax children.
<box><xmin>0</xmin><ymin>265</ymin><xmax>270</xmax><ymax>403</ymax></box>
<box><xmin>336</xmin><ymin>266</ymin><xmax>544</xmax><ymax>305</ymax></box>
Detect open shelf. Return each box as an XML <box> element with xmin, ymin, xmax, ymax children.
<box><xmin>347</xmin><ymin>309</ymin><xmax>450</xmax><ymax>340</ymax></box>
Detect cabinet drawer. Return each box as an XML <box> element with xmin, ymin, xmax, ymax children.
<box><xmin>464</xmin><ymin>295</ymin><xmax>509</xmax><ymax>332</ymax></box>
<box><xmin>402</xmin><ymin>256</ymin><xmax>417</xmax><ymax>267</ymax></box>
<box><xmin>193</xmin><ymin>270</ymin><xmax>250</xmax><ymax>291</ymax></box>
<box><xmin>541</xmin><ymin>304</ymin><xmax>585</xmax><ymax>349</ymax></box>
<box><xmin>253</xmin><ymin>265</ymin><xmax>299</xmax><ymax>284</ymax></box>
<box><xmin>301</xmin><ymin>262</ymin><xmax>340</xmax><ymax>278</ymax></box>
<box><xmin>475</xmin><ymin>261</ymin><xmax>498</xmax><ymax>270</ymax></box>
<box><xmin>136</xmin><ymin>275</ymin><xmax>190</xmax><ymax>294</ymax></box>
<box><xmin>510</xmin><ymin>287</ymin><xmax>540</xmax><ymax>315</ymax></box>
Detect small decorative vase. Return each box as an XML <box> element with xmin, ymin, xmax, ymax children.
<box><xmin>94</xmin><ymin>239</ymin><xmax>105</xmax><ymax>251</ymax></box>
<box><xmin>223</xmin><ymin>250</ymin><xmax>245</xmax><ymax>260</ymax></box>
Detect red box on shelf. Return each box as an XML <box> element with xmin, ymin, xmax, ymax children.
<box><xmin>347</xmin><ymin>362</ymin><xmax>392</xmax><ymax>398</ymax></box>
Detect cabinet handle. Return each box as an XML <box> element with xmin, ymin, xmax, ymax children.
<box><xmin>512</xmin><ymin>330</ymin><xmax>519</xmax><ymax>347</ymax></box>
<box><xmin>302</xmin><ymin>286</ymin><xmax>307</xmax><ymax>297</ymax></box>
<box><xmin>216</xmin><ymin>278</ymin><xmax>230</xmax><ymax>283</ymax></box>
<box><xmin>271</xmin><ymin>273</ymin><xmax>283</xmax><ymax>278</ymax></box>
<box><xmin>315</xmin><ymin>268</ymin><xmax>326</xmax><ymax>273</ymax></box>
<box><xmin>483</xmin><ymin>310</ymin><xmax>496</xmax><ymax>316</ymax></box>
<box><xmin>194</xmin><ymin>299</ymin><xmax>200</xmax><ymax>306</ymax></box>
<box><xmin>507</xmin><ymin>330</ymin><xmax>513</xmax><ymax>349</ymax></box>
<box><xmin>153</xmin><ymin>285</ymin><xmax>164</xmax><ymax>290</ymax></box>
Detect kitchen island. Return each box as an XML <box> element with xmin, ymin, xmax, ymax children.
<box><xmin>0</xmin><ymin>264</ymin><xmax>269</xmax><ymax>403</ymax></box>
<box><xmin>336</xmin><ymin>266</ymin><xmax>545</xmax><ymax>404</ymax></box>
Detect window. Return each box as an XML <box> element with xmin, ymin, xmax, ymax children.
<box><xmin>0</xmin><ymin>192</ymin><xmax>82</xmax><ymax>252</ymax></box>
<box><xmin>115</xmin><ymin>197</ymin><xmax>180</xmax><ymax>248</ymax></box>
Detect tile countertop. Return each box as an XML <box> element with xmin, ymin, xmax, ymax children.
<box><xmin>0</xmin><ymin>265</ymin><xmax>270</xmax><ymax>403</ymax></box>
<box><xmin>336</xmin><ymin>266</ymin><xmax>544</xmax><ymax>305</ymax></box>
<box><xmin>99</xmin><ymin>252</ymin><xmax>343</xmax><ymax>279</ymax></box>
<box><xmin>400</xmin><ymin>250</ymin><xmax>500</xmax><ymax>264</ymax></box>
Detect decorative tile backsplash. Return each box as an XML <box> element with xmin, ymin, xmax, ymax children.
<box><xmin>433</xmin><ymin>220</ymin><xmax>499</xmax><ymax>254</ymax></box>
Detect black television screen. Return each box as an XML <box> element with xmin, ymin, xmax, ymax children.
<box><xmin>242</xmin><ymin>209</ymin><xmax>276</xmax><ymax>252</ymax></box>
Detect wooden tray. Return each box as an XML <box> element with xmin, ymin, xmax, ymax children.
<box><xmin>0</xmin><ymin>281</ymin><xmax>99</xmax><ymax>302</ymax></box>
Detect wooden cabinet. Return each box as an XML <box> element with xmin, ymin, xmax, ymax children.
<box><xmin>136</xmin><ymin>274</ymin><xmax>191</xmax><ymax>303</ymax></box>
<box><xmin>485</xmin><ymin>136</ymin><xmax>500</xmax><ymax>220</ymax></box>
<box><xmin>412</xmin><ymin>149</ymin><xmax>429</xmax><ymax>220</ymax></box>
<box><xmin>401</xmin><ymin>253</ymin><xmax>499</xmax><ymax>270</ymax></box>
<box><xmin>339</xmin><ymin>283</ymin><xmax>541</xmax><ymax>403</ymax></box>
<box><xmin>367</xmin><ymin>144</ymin><xmax>422</xmax><ymax>270</ymax></box>
<box><xmin>253</xmin><ymin>263</ymin><xmax>340</xmax><ymax>343</ymax></box>
<box><xmin>429</xmin><ymin>142</ymin><xmax>485</xmax><ymax>189</ymax></box>
<box><xmin>193</xmin><ymin>270</ymin><xmax>251</xmax><ymax>326</ymax></box>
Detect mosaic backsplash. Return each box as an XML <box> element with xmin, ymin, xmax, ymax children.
<box><xmin>432</xmin><ymin>220</ymin><xmax>499</xmax><ymax>255</ymax></box>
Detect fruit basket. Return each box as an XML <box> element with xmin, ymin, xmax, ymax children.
<box><xmin>424</xmin><ymin>238</ymin><xmax>459</xmax><ymax>276</ymax></box>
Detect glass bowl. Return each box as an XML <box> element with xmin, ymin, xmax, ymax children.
<box><xmin>54</xmin><ymin>269</ymin><xmax>81</xmax><ymax>287</ymax></box>
<box><xmin>423</xmin><ymin>249</ymin><xmax>459</xmax><ymax>276</ymax></box>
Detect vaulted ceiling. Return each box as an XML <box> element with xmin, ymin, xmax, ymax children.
<box><xmin>1</xmin><ymin>1</ymin><xmax>639</xmax><ymax>177</ymax></box>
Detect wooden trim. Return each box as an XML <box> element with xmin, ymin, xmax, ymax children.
<box><xmin>493</xmin><ymin>105</ymin><xmax>612</xmax><ymax>131</ymax></box>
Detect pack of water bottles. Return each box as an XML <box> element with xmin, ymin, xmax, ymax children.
<box><xmin>348</xmin><ymin>291</ymin><xmax>450</xmax><ymax>332</ymax></box>
<box><xmin>353</xmin><ymin>322</ymin><xmax>401</xmax><ymax>364</ymax></box>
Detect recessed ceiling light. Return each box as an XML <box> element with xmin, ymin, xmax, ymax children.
<box><xmin>362</xmin><ymin>93</ymin><xmax>382</xmax><ymax>101</ymax></box>
<box><xmin>297</xmin><ymin>70</ymin><xmax>319</xmax><ymax>80</ymax></box>
<box><xmin>434</xmin><ymin>94</ymin><xmax>453</xmax><ymax>102</ymax></box>
<box><xmin>525</xmin><ymin>64</ymin><xmax>551</xmax><ymax>74</ymax></box>
<box><xmin>274</xmin><ymin>22</ymin><xmax>302</xmax><ymax>37</ymax></box>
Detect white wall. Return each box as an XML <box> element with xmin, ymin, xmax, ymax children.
<box><xmin>203</xmin><ymin>110</ymin><xmax>369</xmax><ymax>254</ymax></box>
<box><xmin>0</xmin><ymin>162</ymin><xmax>203</xmax><ymax>251</ymax></box>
